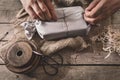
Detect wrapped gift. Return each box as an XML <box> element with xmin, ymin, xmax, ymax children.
<box><xmin>21</xmin><ymin>6</ymin><xmax>89</xmax><ymax>40</ymax></box>
<box><xmin>35</xmin><ymin>6</ymin><xmax>89</xmax><ymax>40</ymax></box>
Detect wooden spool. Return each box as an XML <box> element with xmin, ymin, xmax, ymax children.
<box><xmin>5</xmin><ymin>40</ymin><xmax>41</xmax><ymax>74</ymax></box>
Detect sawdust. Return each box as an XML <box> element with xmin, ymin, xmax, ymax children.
<box><xmin>89</xmin><ymin>25</ymin><xmax>120</xmax><ymax>58</ymax></box>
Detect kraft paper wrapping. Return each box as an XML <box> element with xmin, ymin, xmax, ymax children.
<box><xmin>21</xmin><ymin>6</ymin><xmax>89</xmax><ymax>40</ymax></box>
<box><xmin>35</xmin><ymin>6</ymin><xmax>89</xmax><ymax>40</ymax></box>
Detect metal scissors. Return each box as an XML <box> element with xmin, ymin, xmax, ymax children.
<box><xmin>33</xmin><ymin>51</ymin><xmax>63</xmax><ymax>76</ymax></box>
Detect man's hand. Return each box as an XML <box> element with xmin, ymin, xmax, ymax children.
<box><xmin>20</xmin><ymin>0</ymin><xmax>57</xmax><ymax>21</ymax></box>
<box><xmin>84</xmin><ymin>0</ymin><xmax>120</xmax><ymax>24</ymax></box>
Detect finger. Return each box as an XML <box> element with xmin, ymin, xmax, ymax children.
<box><xmin>44</xmin><ymin>0</ymin><xmax>57</xmax><ymax>21</ymax></box>
<box><xmin>31</xmin><ymin>2</ymin><xmax>45</xmax><ymax>20</ymax></box>
<box><xmin>84</xmin><ymin>13</ymin><xmax>104</xmax><ymax>24</ymax></box>
<box><xmin>25</xmin><ymin>6</ymin><xmax>38</xmax><ymax>19</ymax></box>
<box><xmin>84</xmin><ymin>14</ymin><xmax>96</xmax><ymax>25</ymax></box>
<box><xmin>37</xmin><ymin>0</ymin><xmax>52</xmax><ymax>20</ymax></box>
<box><xmin>85</xmin><ymin>0</ymin><xmax>104</xmax><ymax>18</ymax></box>
<box><xmin>86</xmin><ymin>0</ymin><xmax>100</xmax><ymax>11</ymax></box>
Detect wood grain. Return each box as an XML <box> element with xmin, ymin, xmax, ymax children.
<box><xmin>0</xmin><ymin>0</ymin><xmax>120</xmax><ymax>80</ymax></box>
<box><xmin>0</xmin><ymin>24</ymin><xmax>14</xmax><ymax>64</ymax></box>
<box><xmin>0</xmin><ymin>10</ymin><xmax>19</xmax><ymax>23</ymax></box>
<box><xmin>1</xmin><ymin>65</ymin><xmax>120</xmax><ymax>80</ymax></box>
<box><xmin>0</xmin><ymin>0</ymin><xmax>22</xmax><ymax>10</ymax></box>
<box><xmin>0</xmin><ymin>0</ymin><xmax>22</xmax><ymax>23</ymax></box>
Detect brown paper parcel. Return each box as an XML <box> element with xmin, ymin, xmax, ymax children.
<box><xmin>36</xmin><ymin>6</ymin><xmax>88</xmax><ymax>40</ymax></box>
<box><xmin>21</xmin><ymin>6</ymin><xmax>89</xmax><ymax>40</ymax></box>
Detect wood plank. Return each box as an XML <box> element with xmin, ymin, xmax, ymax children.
<box><xmin>0</xmin><ymin>0</ymin><xmax>22</xmax><ymax>23</ymax></box>
<box><xmin>58</xmin><ymin>47</ymin><xmax>120</xmax><ymax>64</ymax></box>
<box><xmin>0</xmin><ymin>10</ymin><xmax>19</xmax><ymax>23</ymax></box>
<box><xmin>0</xmin><ymin>65</ymin><xmax>120</xmax><ymax>80</ymax></box>
<box><xmin>0</xmin><ymin>24</ymin><xmax>14</xmax><ymax>64</ymax></box>
<box><xmin>0</xmin><ymin>65</ymin><xmax>17</xmax><ymax>80</ymax></box>
<box><xmin>19</xmin><ymin>66</ymin><xmax>120</xmax><ymax>80</ymax></box>
<box><xmin>59</xmin><ymin>66</ymin><xmax>120</xmax><ymax>80</ymax></box>
<box><xmin>0</xmin><ymin>0</ymin><xmax>22</xmax><ymax>10</ymax></box>
<box><xmin>0</xmin><ymin>0</ymin><xmax>120</xmax><ymax>80</ymax></box>
<box><xmin>0</xmin><ymin>24</ymin><xmax>14</xmax><ymax>42</ymax></box>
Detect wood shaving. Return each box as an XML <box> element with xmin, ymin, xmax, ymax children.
<box><xmin>91</xmin><ymin>25</ymin><xmax>120</xmax><ymax>58</ymax></box>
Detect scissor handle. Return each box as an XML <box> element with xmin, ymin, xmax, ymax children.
<box><xmin>41</xmin><ymin>53</ymin><xmax>63</xmax><ymax>76</ymax></box>
<box><xmin>43</xmin><ymin>53</ymin><xmax>63</xmax><ymax>66</ymax></box>
<box><xmin>33</xmin><ymin>50</ymin><xmax>63</xmax><ymax>76</ymax></box>
<box><xmin>42</xmin><ymin>61</ymin><xmax>59</xmax><ymax>76</ymax></box>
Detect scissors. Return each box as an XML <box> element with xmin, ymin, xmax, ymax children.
<box><xmin>33</xmin><ymin>51</ymin><xmax>63</xmax><ymax>76</ymax></box>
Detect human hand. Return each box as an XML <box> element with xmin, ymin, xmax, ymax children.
<box><xmin>84</xmin><ymin>0</ymin><xmax>120</xmax><ymax>24</ymax></box>
<box><xmin>20</xmin><ymin>0</ymin><xmax>57</xmax><ymax>21</ymax></box>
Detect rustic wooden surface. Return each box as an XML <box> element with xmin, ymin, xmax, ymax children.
<box><xmin>0</xmin><ymin>0</ymin><xmax>120</xmax><ymax>80</ymax></box>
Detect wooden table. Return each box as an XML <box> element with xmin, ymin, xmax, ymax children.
<box><xmin>0</xmin><ymin>0</ymin><xmax>120</xmax><ymax>80</ymax></box>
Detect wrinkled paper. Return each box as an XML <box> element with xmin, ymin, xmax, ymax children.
<box><xmin>21</xmin><ymin>6</ymin><xmax>89</xmax><ymax>40</ymax></box>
